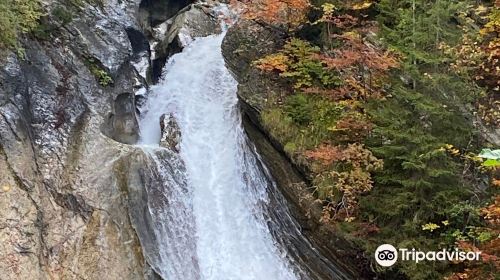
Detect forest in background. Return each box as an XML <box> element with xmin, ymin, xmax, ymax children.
<box><xmin>236</xmin><ymin>0</ymin><xmax>499</xmax><ymax>278</ymax></box>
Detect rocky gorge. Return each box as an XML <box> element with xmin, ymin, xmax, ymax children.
<box><xmin>0</xmin><ymin>0</ymin><xmax>369</xmax><ymax>279</ymax></box>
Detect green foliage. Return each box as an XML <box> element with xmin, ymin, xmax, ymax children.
<box><xmin>31</xmin><ymin>21</ymin><xmax>57</xmax><ymax>41</ymax></box>
<box><xmin>280</xmin><ymin>39</ymin><xmax>340</xmax><ymax>89</ymax></box>
<box><xmin>0</xmin><ymin>0</ymin><xmax>43</xmax><ymax>51</ymax></box>
<box><xmin>253</xmin><ymin>0</ymin><xmax>496</xmax><ymax>278</ymax></box>
<box><xmin>52</xmin><ymin>5</ymin><xmax>73</xmax><ymax>26</ymax></box>
<box><xmin>378</xmin><ymin>0</ymin><xmax>466</xmax><ymax>67</ymax></box>
<box><xmin>284</xmin><ymin>93</ymin><xmax>345</xmax><ymax>126</ymax></box>
<box><xmin>93</xmin><ymin>68</ymin><xmax>113</xmax><ymax>86</ymax></box>
<box><xmin>261</xmin><ymin>94</ymin><xmax>345</xmax><ymax>155</ymax></box>
<box><xmin>353</xmin><ymin>1</ymin><xmax>493</xmax><ymax>278</ymax></box>
<box><xmin>284</xmin><ymin>94</ymin><xmax>314</xmax><ymax>125</ymax></box>
<box><xmin>362</xmin><ymin>0</ymin><xmax>480</xmax><ymax>233</ymax></box>
<box><xmin>361</xmin><ymin>80</ymin><xmax>476</xmax><ymax>236</ymax></box>
<box><xmin>255</xmin><ymin>38</ymin><xmax>342</xmax><ymax>89</ymax></box>
<box><xmin>84</xmin><ymin>57</ymin><xmax>113</xmax><ymax>87</ymax></box>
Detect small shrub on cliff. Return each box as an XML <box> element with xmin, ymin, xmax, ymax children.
<box><xmin>261</xmin><ymin>94</ymin><xmax>344</xmax><ymax>155</ymax></box>
<box><xmin>52</xmin><ymin>5</ymin><xmax>73</xmax><ymax>26</ymax></box>
<box><xmin>84</xmin><ymin>57</ymin><xmax>113</xmax><ymax>87</ymax></box>
<box><xmin>0</xmin><ymin>0</ymin><xmax>43</xmax><ymax>51</ymax></box>
<box><xmin>305</xmin><ymin>143</ymin><xmax>383</xmax><ymax>221</ymax></box>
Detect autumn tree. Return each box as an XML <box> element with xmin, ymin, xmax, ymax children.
<box><xmin>305</xmin><ymin>143</ymin><xmax>383</xmax><ymax>221</ymax></box>
<box><xmin>238</xmin><ymin>0</ymin><xmax>310</xmax><ymax>28</ymax></box>
<box><xmin>445</xmin><ymin>196</ymin><xmax>500</xmax><ymax>280</ymax></box>
<box><xmin>442</xmin><ymin>2</ymin><xmax>500</xmax><ymax>127</ymax></box>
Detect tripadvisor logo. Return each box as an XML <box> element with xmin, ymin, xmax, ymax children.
<box><xmin>375</xmin><ymin>244</ymin><xmax>398</xmax><ymax>267</ymax></box>
<box><xmin>374</xmin><ymin>244</ymin><xmax>482</xmax><ymax>267</ymax></box>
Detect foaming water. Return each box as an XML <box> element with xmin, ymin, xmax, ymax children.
<box><xmin>138</xmin><ymin>34</ymin><xmax>299</xmax><ymax>280</ymax></box>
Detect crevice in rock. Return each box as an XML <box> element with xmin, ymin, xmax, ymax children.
<box><xmin>139</xmin><ymin>0</ymin><xmax>192</xmax><ymax>29</ymax></box>
<box><xmin>0</xmin><ymin>145</ymin><xmax>48</xmax><ymax>274</ymax></box>
<box><xmin>151</xmin><ymin>36</ymin><xmax>182</xmax><ymax>84</ymax></box>
<box><xmin>126</xmin><ymin>27</ymin><xmax>151</xmax><ymax>55</ymax></box>
<box><xmin>48</xmin><ymin>190</ymin><xmax>93</xmax><ymax>221</ymax></box>
<box><xmin>126</xmin><ymin>27</ymin><xmax>152</xmax><ymax>84</ymax></box>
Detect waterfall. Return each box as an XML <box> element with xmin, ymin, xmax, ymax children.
<box><xmin>138</xmin><ymin>33</ymin><xmax>300</xmax><ymax>279</ymax></box>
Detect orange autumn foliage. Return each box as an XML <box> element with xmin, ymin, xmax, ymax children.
<box><xmin>319</xmin><ymin>32</ymin><xmax>398</xmax><ymax>74</ymax></box>
<box><xmin>443</xmin><ymin>3</ymin><xmax>500</xmax><ymax>127</ymax></box>
<box><xmin>309</xmin><ymin>32</ymin><xmax>397</xmax><ymax>100</ymax></box>
<box><xmin>304</xmin><ymin>143</ymin><xmax>383</xmax><ymax>221</ymax></box>
<box><xmin>238</xmin><ymin>0</ymin><xmax>310</xmax><ymax>28</ymax></box>
<box><xmin>331</xmin><ymin>112</ymin><xmax>374</xmax><ymax>141</ymax></box>
<box><xmin>446</xmin><ymin>197</ymin><xmax>500</xmax><ymax>280</ymax></box>
<box><xmin>481</xmin><ymin>195</ymin><xmax>500</xmax><ymax>227</ymax></box>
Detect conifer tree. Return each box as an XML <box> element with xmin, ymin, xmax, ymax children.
<box><xmin>361</xmin><ymin>0</ymin><xmax>482</xmax><ymax>256</ymax></box>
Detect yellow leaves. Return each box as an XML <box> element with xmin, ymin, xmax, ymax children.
<box><xmin>314</xmin><ymin>3</ymin><xmax>336</xmax><ymax>24</ymax></box>
<box><xmin>345</xmin><ymin>216</ymin><xmax>355</xmax><ymax>222</ymax></box>
<box><xmin>422</xmin><ymin>223</ymin><xmax>440</xmax><ymax>232</ymax></box>
<box><xmin>342</xmin><ymin>31</ymin><xmax>361</xmax><ymax>40</ymax></box>
<box><xmin>321</xmin><ymin>3</ymin><xmax>336</xmax><ymax>14</ymax></box>
<box><xmin>448</xmin><ymin>5</ymin><xmax>499</xmax><ymax>131</ymax></box>
<box><xmin>254</xmin><ymin>53</ymin><xmax>289</xmax><ymax>72</ymax></box>
<box><xmin>422</xmin><ymin>220</ymin><xmax>449</xmax><ymax>232</ymax></box>
<box><xmin>481</xmin><ymin>9</ymin><xmax>500</xmax><ymax>35</ymax></box>
<box><xmin>352</xmin><ymin>1</ymin><xmax>373</xmax><ymax>10</ymax></box>
<box><xmin>474</xmin><ymin>5</ymin><xmax>488</xmax><ymax>16</ymax></box>
<box><xmin>243</xmin><ymin>0</ymin><xmax>310</xmax><ymax>28</ymax></box>
<box><xmin>440</xmin><ymin>144</ymin><xmax>461</xmax><ymax>156</ymax></box>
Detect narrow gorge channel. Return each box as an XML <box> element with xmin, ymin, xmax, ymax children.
<box><xmin>136</xmin><ymin>11</ymin><xmax>349</xmax><ymax>280</ymax></box>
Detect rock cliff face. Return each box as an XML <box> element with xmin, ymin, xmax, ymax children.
<box><xmin>0</xmin><ymin>0</ymin><xmax>216</xmax><ymax>278</ymax></box>
<box><xmin>222</xmin><ymin>20</ymin><xmax>373</xmax><ymax>279</ymax></box>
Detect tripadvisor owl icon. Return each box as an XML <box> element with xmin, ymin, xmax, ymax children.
<box><xmin>375</xmin><ymin>244</ymin><xmax>398</xmax><ymax>267</ymax></box>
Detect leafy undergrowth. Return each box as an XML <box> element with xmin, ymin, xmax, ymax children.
<box><xmin>0</xmin><ymin>0</ymin><xmax>43</xmax><ymax>54</ymax></box>
<box><xmin>236</xmin><ymin>0</ymin><xmax>500</xmax><ymax>279</ymax></box>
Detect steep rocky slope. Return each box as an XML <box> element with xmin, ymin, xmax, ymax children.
<box><xmin>0</xmin><ymin>0</ymin><xmax>220</xmax><ymax>278</ymax></box>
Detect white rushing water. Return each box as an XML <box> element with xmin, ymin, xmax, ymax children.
<box><xmin>138</xmin><ymin>32</ymin><xmax>299</xmax><ymax>280</ymax></box>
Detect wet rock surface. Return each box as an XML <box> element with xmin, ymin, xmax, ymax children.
<box><xmin>159</xmin><ymin>114</ymin><xmax>181</xmax><ymax>151</ymax></box>
<box><xmin>0</xmin><ymin>0</ymin><xmax>182</xmax><ymax>278</ymax></box>
<box><xmin>102</xmin><ymin>92</ymin><xmax>140</xmax><ymax>144</ymax></box>
<box><xmin>150</xmin><ymin>3</ymin><xmax>221</xmax><ymax>82</ymax></box>
<box><xmin>0</xmin><ymin>0</ymin><xmax>233</xmax><ymax>278</ymax></box>
<box><xmin>139</xmin><ymin>0</ymin><xmax>192</xmax><ymax>27</ymax></box>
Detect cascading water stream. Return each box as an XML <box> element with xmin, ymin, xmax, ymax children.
<box><xmin>136</xmin><ymin>5</ymin><xmax>354</xmax><ymax>279</ymax></box>
<box><xmin>138</xmin><ymin>32</ymin><xmax>301</xmax><ymax>279</ymax></box>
